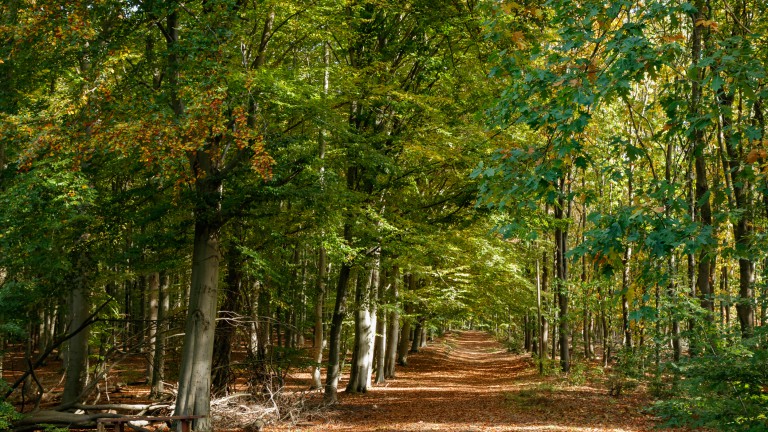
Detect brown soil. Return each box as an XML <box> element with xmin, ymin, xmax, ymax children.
<box><xmin>271</xmin><ymin>331</ymin><xmax>681</xmax><ymax>432</ymax></box>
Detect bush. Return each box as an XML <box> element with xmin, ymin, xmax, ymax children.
<box><xmin>566</xmin><ymin>361</ymin><xmax>588</xmax><ymax>386</ymax></box>
<box><xmin>652</xmin><ymin>334</ymin><xmax>768</xmax><ymax>431</ymax></box>
<box><xmin>0</xmin><ymin>400</ymin><xmax>21</xmax><ymax>430</ymax></box>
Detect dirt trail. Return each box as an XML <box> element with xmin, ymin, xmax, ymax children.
<box><xmin>273</xmin><ymin>331</ymin><xmax>668</xmax><ymax>432</ymax></box>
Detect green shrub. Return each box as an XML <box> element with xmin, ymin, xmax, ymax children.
<box><xmin>0</xmin><ymin>400</ymin><xmax>21</xmax><ymax>430</ymax></box>
<box><xmin>566</xmin><ymin>361</ymin><xmax>588</xmax><ymax>386</ymax></box>
<box><xmin>652</xmin><ymin>334</ymin><xmax>768</xmax><ymax>431</ymax></box>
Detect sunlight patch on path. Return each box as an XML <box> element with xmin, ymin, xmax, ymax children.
<box><xmin>272</xmin><ymin>331</ymin><xmax>664</xmax><ymax>432</ymax></box>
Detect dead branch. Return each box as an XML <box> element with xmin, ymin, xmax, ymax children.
<box><xmin>5</xmin><ymin>299</ymin><xmax>112</xmax><ymax>400</ymax></box>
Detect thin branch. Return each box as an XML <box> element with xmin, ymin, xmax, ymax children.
<box><xmin>5</xmin><ymin>299</ymin><xmax>113</xmax><ymax>400</ymax></box>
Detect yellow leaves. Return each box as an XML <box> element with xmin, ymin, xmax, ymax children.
<box><xmin>695</xmin><ymin>19</ymin><xmax>719</xmax><ymax>31</ymax></box>
<box><xmin>662</xmin><ymin>33</ymin><xmax>685</xmax><ymax>43</ymax></box>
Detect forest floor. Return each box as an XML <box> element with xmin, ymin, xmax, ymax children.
<box><xmin>3</xmin><ymin>331</ymin><xmax>693</xmax><ymax>431</ymax></box>
<box><xmin>270</xmin><ymin>331</ymin><xmax>686</xmax><ymax>432</ymax></box>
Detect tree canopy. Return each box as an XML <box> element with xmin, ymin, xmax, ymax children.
<box><xmin>1</xmin><ymin>1</ymin><xmax>767</xmax><ymax>431</ymax></box>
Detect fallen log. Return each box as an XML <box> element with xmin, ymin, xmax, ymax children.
<box><xmin>12</xmin><ymin>410</ymin><xmax>124</xmax><ymax>431</ymax></box>
<box><xmin>71</xmin><ymin>403</ymin><xmax>172</xmax><ymax>412</ymax></box>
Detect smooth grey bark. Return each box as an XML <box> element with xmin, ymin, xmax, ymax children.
<box><xmin>311</xmin><ymin>246</ymin><xmax>327</xmax><ymax>390</ymax></box>
<box><xmin>374</xmin><ymin>268</ymin><xmax>387</xmax><ymax>384</ymax></box>
<box><xmin>150</xmin><ymin>272</ymin><xmax>169</xmax><ymax>399</ymax></box>
<box><xmin>165</xmin><ymin>5</ymin><xmax>239</xmax><ymax>427</ymax></box>
<box><xmin>146</xmin><ymin>272</ymin><xmax>159</xmax><ymax>382</ymax></box>
<box><xmin>62</xmin><ymin>283</ymin><xmax>90</xmax><ymax>406</ymax></box>
<box><xmin>410</xmin><ymin>318</ymin><xmax>422</xmax><ymax>353</ymax></box>
<box><xmin>212</xmin><ymin>245</ymin><xmax>243</xmax><ymax>395</ymax></box>
<box><xmin>246</xmin><ymin>281</ymin><xmax>261</xmax><ymax>357</ymax></box>
<box><xmin>536</xmin><ymin>259</ymin><xmax>544</xmax><ymax>374</ymax></box>
<box><xmin>175</xmin><ymin>217</ymin><xmax>220</xmax><ymax>431</ymax></box>
<box><xmin>324</xmin><ymin>257</ymin><xmax>353</xmax><ymax>403</ymax></box>
<box><xmin>540</xmin><ymin>247</ymin><xmax>549</xmax><ymax>362</ymax></box>
<box><xmin>257</xmin><ymin>284</ymin><xmax>271</xmax><ymax>361</ymax></box>
<box><xmin>397</xmin><ymin>274</ymin><xmax>415</xmax><ymax>366</ymax></box>
<box><xmin>555</xmin><ymin>175</ymin><xmax>570</xmax><ymax>372</ymax></box>
<box><xmin>384</xmin><ymin>266</ymin><xmax>399</xmax><ymax>379</ymax></box>
<box><xmin>346</xmin><ymin>255</ymin><xmax>379</xmax><ymax>393</ymax></box>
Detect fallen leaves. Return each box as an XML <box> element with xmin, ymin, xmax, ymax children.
<box><xmin>271</xmin><ymin>332</ymin><xmax>691</xmax><ymax>432</ymax></box>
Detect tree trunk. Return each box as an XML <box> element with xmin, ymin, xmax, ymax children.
<box><xmin>150</xmin><ymin>272</ymin><xmax>169</xmax><ymax>399</ymax></box>
<box><xmin>324</xmin><ymin>251</ymin><xmax>353</xmax><ymax>403</ymax></box>
<box><xmin>212</xmin><ymin>244</ymin><xmax>243</xmax><ymax>395</ymax></box>
<box><xmin>62</xmin><ymin>280</ymin><xmax>90</xmax><ymax>406</ymax></box>
<box><xmin>397</xmin><ymin>274</ymin><xmax>414</xmax><ymax>366</ymax></box>
<box><xmin>257</xmin><ymin>284</ymin><xmax>271</xmax><ymax>361</ymax></box>
<box><xmin>347</xmin><ymin>255</ymin><xmax>379</xmax><ymax>394</ymax></box>
<box><xmin>621</xmin><ymin>169</ymin><xmax>633</xmax><ymax>349</ymax></box>
<box><xmin>541</xmin><ymin>249</ymin><xmax>549</xmax><ymax>361</ymax></box>
<box><xmin>689</xmin><ymin>1</ymin><xmax>715</xmax><ymax>325</ymax></box>
<box><xmin>146</xmin><ymin>273</ymin><xmax>159</xmax><ymax>382</ymax></box>
<box><xmin>174</xmin><ymin>211</ymin><xmax>221</xmax><ymax>431</ymax></box>
<box><xmin>384</xmin><ymin>266</ymin><xmax>399</xmax><ymax>379</ymax></box>
<box><xmin>555</xmin><ymin>176</ymin><xmax>570</xmax><ymax>372</ymax></box>
<box><xmin>714</xmin><ymin>2</ymin><xmax>755</xmax><ymax>339</ymax></box>
<box><xmin>311</xmin><ymin>246</ymin><xmax>327</xmax><ymax>390</ymax></box>
<box><xmin>374</xmin><ymin>269</ymin><xmax>387</xmax><ymax>384</ymax></box>
<box><xmin>410</xmin><ymin>318</ymin><xmax>422</xmax><ymax>354</ymax></box>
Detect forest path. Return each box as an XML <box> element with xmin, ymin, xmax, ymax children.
<box><xmin>273</xmin><ymin>331</ymin><xmax>668</xmax><ymax>432</ymax></box>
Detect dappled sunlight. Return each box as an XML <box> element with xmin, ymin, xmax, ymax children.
<box><xmin>272</xmin><ymin>331</ymin><xmax>672</xmax><ymax>432</ymax></box>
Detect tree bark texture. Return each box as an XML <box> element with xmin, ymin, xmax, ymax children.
<box><xmin>150</xmin><ymin>273</ymin><xmax>169</xmax><ymax>399</ymax></box>
<box><xmin>311</xmin><ymin>246</ymin><xmax>327</xmax><ymax>390</ymax></box>
<box><xmin>62</xmin><ymin>277</ymin><xmax>90</xmax><ymax>406</ymax></box>
<box><xmin>384</xmin><ymin>266</ymin><xmax>399</xmax><ymax>379</ymax></box>
<box><xmin>555</xmin><ymin>176</ymin><xmax>570</xmax><ymax>372</ymax></box>
<box><xmin>324</xmin><ymin>257</ymin><xmax>353</xmax><ymax>403</ymax></box>
<box><xmin>346</xmin><ymin>256</ymin><xmax>379</xmax><ymax>393</ymax></box>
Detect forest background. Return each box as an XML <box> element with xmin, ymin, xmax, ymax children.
<box><xmin>1</xmin><ymin>0</ymin><xmax>767</xmax><ymax>431</ymax></box>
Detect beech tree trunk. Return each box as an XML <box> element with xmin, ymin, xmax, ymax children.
<box><xmin>212</xmin><ymin>244</ymin><xmax>243</xmax><ymax>395</ymax></box>
<box><xmin>324</xmin><ymin>259</ymin><xmax>353</xmax><ymax>403</ymax></box>
<box><xmin>555</xmin><ymin>176</ymin><xmax>570</xmax><ymax>372</ymax></box>
<box><xmin>397</xmin><ymin>274</ymin><xmax>414</xmax><ymax>366</ymax></box>
<box><xmin>374</xmin><ymin>268</ymin><xmax>387</xmax><ymax>384</ymax></box>
<box><xmin>146</xmin><ymin>273</ymin><xmax>159</xmax><ymax>382</ymax></box>
<box><xmin>384</xmin><ymin>266</ymin><xmax>399</xmax><ymax>379</ymax></box>
<box><xmin>347</xmin><ymin>255</ymin><xmax>379</xmax><ymax>393</ymax></box>
<box><xmin>150</xmin><ymin>272</ymin><xmax>169</xmax><ymax>399</ymax></box>
<box><xmin>311</xmin><ymin>246</ymin><xmax>327</xmax><ymax>390</ymax></box>
<box><xmin>541</xmin><ymin>250</ymin><xmax>549</xmax><ymax>361</ymax></box>
<box><xmin>410</xmin><ymin>318</ymin><xmax>422</xmax><ymax>354</ymax></box>
<box><xmin>175</xmin><ymin>215</ymin><xmax>220</xmax><ymax>430</ymax></box>
<box><xmin>62</xmin><ymin>276</ymin><xmax>90</xmax><ymax>406</ymax></box>
<box><xmin>621</xmin><ymin>170</ymin><xmax>633</xmax><ymax>349</ymax></box>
